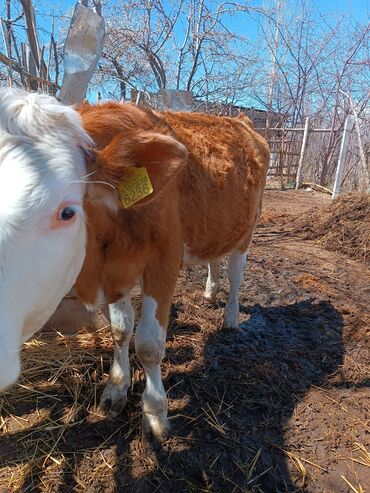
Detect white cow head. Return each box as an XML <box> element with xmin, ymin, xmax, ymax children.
<box><xmin>0</xmin><ymin>88</ymin><xmax>92</xmax><ymax>391</ymax></box>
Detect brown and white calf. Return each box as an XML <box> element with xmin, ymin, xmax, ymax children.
<box><xmin>74</xmin><ymin>103</ymin><xmax>269</xmax><ymax>438</ymax></box>
<box><xmin>0</xmin><ymin>89</ymin><xmax>269</xmax><ymax>440</ymax></box>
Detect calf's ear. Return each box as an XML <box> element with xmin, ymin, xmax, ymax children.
<box><xmin>88</xmin><ymin>130</ymin><xmax>187</xmax><ymax>209</ymax></box>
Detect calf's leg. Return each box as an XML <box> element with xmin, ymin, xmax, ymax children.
<box><xmin>99</xmin><ymin>293</ymin><xmax>135</xmax><ymax>417</ymax></box>
<box><xmin>204</xmin><ymin>259</ymin><xmax>220</xmax><ymax>303</ymax></box>
<box><xmin>136</xmin><ymin>295</ymin><xmax>168</xmax><ymax>440</ymax></box>
<box><xmin>136</xmin><ymin>261</ymin><xmax>178</xmax><ymax>440</ymax></box>
<box><xmin>223</xmin><ymin>250</ymin><xmax>247</xmax><ymax>329</ymax></box>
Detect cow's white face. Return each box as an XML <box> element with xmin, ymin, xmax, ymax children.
<box><xmin>0</xmin><ymin>88</ymin><xmax>92</xmax><ymax>392</ymax></box>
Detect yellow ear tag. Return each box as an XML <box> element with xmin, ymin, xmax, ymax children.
<box><xmin>118</xmin><ymin>167</ymin><xmax>154</xmax><ymax>208</ymax></box>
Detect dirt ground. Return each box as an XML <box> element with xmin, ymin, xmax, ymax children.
<box><xmin>0</xmin><ymin>190</ymin><xmax>369</xmax><ymax>493</ymax></box>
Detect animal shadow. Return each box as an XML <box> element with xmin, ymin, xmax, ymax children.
<box><xmin>123</xmin><ymin>298</ymin><xmax>344</xmax><ymax>492</ymax></box>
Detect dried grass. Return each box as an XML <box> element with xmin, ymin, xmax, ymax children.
<box><xmin>340</xmin><ymin>475</ymin><xmax>365</xmax><ymax>493</ymax></box>
<box><xmin>351</xmin><ymin>442</ymin><xmax>370</xmax><ymax>468</ymax></box>
<box><xmin>0</xmin><ymin>328</ymin><xmax>123</xmax><ymax>492</ymax></box>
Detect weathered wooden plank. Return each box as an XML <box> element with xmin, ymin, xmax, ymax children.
<box><xmin>59</xmin><ymin>4</ymin><xmax>105</xmax><ymax>105</ymax></box>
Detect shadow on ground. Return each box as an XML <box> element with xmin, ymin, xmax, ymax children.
<box><xmin>0</xmin><ymin>297</ymin><xmax>345</xmax><ymax>492</ymax></box>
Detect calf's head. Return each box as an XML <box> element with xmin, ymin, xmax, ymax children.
<box><xmin>0</xmin><ymin>88</ymin><xmax>92</xmax><ymax>391</ymax></box>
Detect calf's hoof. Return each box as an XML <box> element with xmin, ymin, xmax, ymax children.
<box><xmin>142</xmin><ymin>411</ymin><xmax>170</xmax><ymax>442</ymax></box>
<box><xmin>98</xmin><ymin>382</ymin><xmax>128</xmax><ymax>419</ymax></box>
<box><xmin>223</xmin><ymin>303</ymin><xmax>239</xmax><ymax>329</ymax></box>
<box><xmin>204</xmin><ymin>291</ymin><xmax>217</xmax><ymax>304</ymax></box>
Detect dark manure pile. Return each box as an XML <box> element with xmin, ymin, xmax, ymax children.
<box><xmin>294</xmin><ymin>193</ymin><xmax>370</xmax><ymax>264</ymax></box>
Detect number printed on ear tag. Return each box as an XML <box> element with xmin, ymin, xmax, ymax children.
<box><xmin>118</xmin><ymin>167</ymin><xmax>154</xmax><ymax>208</ymax></box>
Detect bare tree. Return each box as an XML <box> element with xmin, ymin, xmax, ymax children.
<box><xmin>0</xmin><ymin>0</ymin><xmax>59</xmax><ymax>92</ymax></box>
<box><xmin>93</xmin><ymin>0</ymin><xmax>253</xmax><ymax>101</ymax></box>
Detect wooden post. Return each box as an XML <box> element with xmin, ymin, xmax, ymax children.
<box><xmin>332</xmin><ymin>115</ymin><xmax>354</xmax><ymax>199</ymax></box>
<box><xmin>135</xmin><ymin>90</ymin><xmax>142</xmax><ymax>105</ymax></box>
<box><xmin>1</xmin><ymin>18</ymin><xmax>13</xmax><ymax>86</ymax></box>
<box><xmin>295</xmin><ymin>117</ymin><xmax>310</xmax><ymax>190</ymax></box>
<box><xmin>279</xmin><ymin>129</ymin><xmax>285</xmax><ymax>190</ymax></box>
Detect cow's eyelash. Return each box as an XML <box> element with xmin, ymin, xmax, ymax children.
<box><xmin>69</xmin><ymin>179</ymin><xmax>116</xmax><ymax>190</ymax></box>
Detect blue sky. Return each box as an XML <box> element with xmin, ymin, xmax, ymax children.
<box><xmin>224</xmin><ymin>0</ymin><xmax>368</xmax><ymax>42</ymax></box>
<box><xmin>52</xmin><ymin>0</ymin><xmax>369</xmax><ymax>19</ymax></box>
<box><xmin>3</xmin><ymin>0</ymin><xmax>366</xmax><ymax>43</ymax></box>
<box><xmin>0</xmin><ymin>0</ymin><xmax>367</xmax><ymax>104</ymax></box>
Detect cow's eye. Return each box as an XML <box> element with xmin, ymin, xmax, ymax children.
<box><xmin>60</xmin><ymin>206</ymin><xmax>76</xmax><ymax>221</ymax></box>
<box><xmin>50</xmin><ymin>202</ymin><xmax>80</xmax><ymax>229</ymax></box>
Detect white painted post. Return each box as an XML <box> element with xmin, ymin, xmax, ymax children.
<box><xmin>295</xmin><ymin>117</ymin><xmax>310</xmax><ymax>190</ymax></box>
<box><xmin>332</xmin><ymin>115</ymin><xmax>354</xmax><ymax>199</ymax></box>
<box><xmin>135</xmin><ymin>90</ymin><xmax>142</xmax><ymax>105</ymax></box>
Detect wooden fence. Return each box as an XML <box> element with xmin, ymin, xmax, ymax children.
<box><xmin>146</xmin><ymin>91</ymin><xmax>352</xmax><ymax>196</ymax></box>
<box><xmin>256</xmin><ymin>118</ymin><xmax>353</xmax><ymax>196</ymax></box>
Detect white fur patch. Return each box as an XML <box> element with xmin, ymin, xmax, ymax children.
<box><xmin>99</xmin><ymin>296</ymin><xmax>136</xmax><ymax>415</ymax></box>
<box><xmin>136</xmin><ymin>296</ymin><xmax>165</xmax><ymax>353</ymax></box>
<box><xmin>0</xmin><ymin>87</ymin><xmax>93</xmax><ymax>151</ymax></box>
<box><xmin>204</xmin><ymin>260</ymin><xmax>220</xmax><ymax>302</ymax></box>
<box><xmin>0</xmin><ymin>314</ymin><xmax>22</xmax><ymax>391</ymax></box>
<box><xmin>83</xmin><ymin>289</ymin><xmax>106</xmax><ymax>312</ymax></box>
<box><xmin>135</xmin><ymin>295</ymin><xmax>168</xmax><ymax>437</ymax></box>
<box><xmin>0</xmin><ymin>88</ymin><xmax>91</xmax><ymax>391</ymax></box>
<box><xmin>109</xmin><ymin>295</ymin><xmax>135</xmax><ymax>386</ymax></box>
<box><xmin>223</xmin><ymin>252</ymin><xmax>247</xmax><ymax>329</ymax></box>
<box><xmin>96</xmin><ymin>288</ymin><xmax>106</xmax><ymax>307</ymax></box>
<box><xmin>110</xmin><ymin>295</ymin><xmax>135</xmax><ymax>334</ymax></box>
